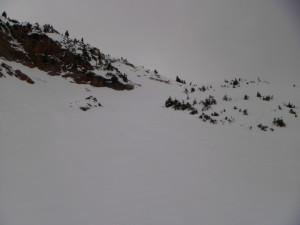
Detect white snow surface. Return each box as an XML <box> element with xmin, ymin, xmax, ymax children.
<box><xmin>0</xmin><ymin>58</ymin><xmax>300</xmax><ymax>225</ymax></box>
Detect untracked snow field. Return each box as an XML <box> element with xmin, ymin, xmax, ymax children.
<box><xmin>1</xmin><ymin>59</ymin><xmax>300</xmax><ymax>225</ymax></box>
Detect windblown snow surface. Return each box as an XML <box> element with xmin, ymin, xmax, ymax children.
<box><xmin>0</xmin><ymin>58</ymin><xmax>300</xmax><ymax>225</ymax></box>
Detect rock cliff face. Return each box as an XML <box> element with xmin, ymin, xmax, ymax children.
<box><xmin>0</xmin><ymin>14</ymin><xmax>134</xmax><ymax>90</ymax></box>
<box><xmin>0</xmin><ymin>62</ymin><xmax>34</xmax><ymax>84</ymax></box>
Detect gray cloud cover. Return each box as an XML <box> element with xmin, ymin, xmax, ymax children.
<box><xmin>2</xmin><ymin>0</ymin><xmax>300</xmax><ymax>83</ymax></box>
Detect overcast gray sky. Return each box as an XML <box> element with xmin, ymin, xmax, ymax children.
<box><xmin>2</xmin><ymin>0</ymin><xmax>300</xmax><ymax>83</ymax></box>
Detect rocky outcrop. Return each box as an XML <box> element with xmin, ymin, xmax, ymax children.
<box><xmin>0</xmin><ymin>62</ymin><xmax>34</xmax><ymax>84</ymax></box>
<box><xmin>0</xmin><ymin>15</ymin><xmax>134</xmax><ymax>90</ymax></box>
<box><xmin>71</xmin><ymin>72</ymin><xmax>134</xmax><ymax>90</ymax></box>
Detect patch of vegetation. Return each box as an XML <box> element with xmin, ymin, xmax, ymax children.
<box><xmin>243</xmin><ymin>109</ymin><xmax>248</xmax><ymax>115</ymax></box>
<box><xmin>199</xmin><ymin>113</ymin><xmax>218</xmax><ymax>124</ymax></box>
<box><xmin>285</xmin><ymin>102</ymin><xmax>296</xmax><ymax>109</ymax></box>
<box><xmin>289</xmin><ymin>109</ymin><xmax>297</xmax><ymax>117</ymax></box>
<box><xmin>164</xmin><ymin>77</ymin><xmax>296</xmax><ymax>131</ymax></box>
<box><xmin>223</xmin><ymin>95</ymin><xmax>232</xmax><ymax>101</ymax></box>
<box><xmin>165</xmin><ymin>97</ymin><xmax>194</xmax><ymax>111</ymax></box>
<box><xmin>257</xmin><ymin>123</ymin><xmax>269</xmax><ymax>131</ymax></box>
<box><xmin>200</xmin><ymin>95</ymin><xmax>217</xmax><ymax>111</ymax></box>
<box><xmin>262</xmin><ymin>95</ymin><xmax>273</xmax><ymax>101</ymax></box>
<box><xmin>273</xmin><ymin>118</ymin><xmax>286</xmax><ymax>127</ymax></box>
<box><xmin>176</xmin><ymin>76</ymin><xmax>186</xmax><ymax>84</ymax></box>
<box><xmin>243</xmin><ymin>94</ymin><xmax>249</xmax><ymax>100</ymax></box>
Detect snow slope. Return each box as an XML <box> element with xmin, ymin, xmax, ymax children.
<box><xmin>0</xmin><ymin>58</ymin><xmax>300</xmax><ymax>225</ymax></box>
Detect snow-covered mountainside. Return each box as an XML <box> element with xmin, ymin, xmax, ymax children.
<box><xmin>1</xmin><ymin>14</ymin><xmax>300</xmax><ymax>225</ymax></box>
<box><xmin>0</xmin><ymin>14</ymin><xmax>135</xmax><ymax>90</ymax></box>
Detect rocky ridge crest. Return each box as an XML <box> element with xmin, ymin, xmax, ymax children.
<box><xmin>0</xmin><ymin>13</ymin><xmax>134</xmax><ymax>90</ymax></box>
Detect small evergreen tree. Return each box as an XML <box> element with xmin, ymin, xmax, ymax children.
<box><xmin>2</xmin><ymin>11</ymin><xmax>7</xmax><ymax>18</ymax></box>
<box><xmin>111</xmin><ymin>75</ymin><xmax>118</xmax><ymax>83</ymax></box>
<box><xmin>273</xmin><ymin>118</ymin><xmax>286</xmax><ymax>127</ymax></box>
<box><xmin>211</xmin><ymin>112</ymin><xmax>219</xmax><ymax>117</ymax></box>
<box><xmin>176</xmin><ymin>75</ymin><xmax>186</xmax><ymax>84</ymax></box>
<box><xmin>232</xmin><ymin>78</ymin><xmax>239</xmax><ymax>86</ymax></box>
<box><xmin>258</xmin><ymin>124</ymin><xmax>268</xmax><ymax>131</ymax></box>
<box><xmin>257</xmin><ymin>92</ymin><xmax>261</xmax><ymax>98</ymax></box>
<box><xmin>244</xmin><ymin>94</ymin><xmax>249</xmax><ymax>100</ymax></box>
<box><xmin>262</xmin><ymin>95</ymin><xmax>273</xmax><ymax>101</ymax></box>
<box><xmin>65</xmin><ymin>30</ymin><xmax>69</xmax><ymax>37</ymax></box>
<box><xmin>165</xmin><ymin>97</ymin><xmax>174</xmax><ymax>108</ymax></box>
<box><xmin>190</xmin><ymin>109</ymin><xmax>198</xmax><ymax>115</ymax></box>
<box><xmin>285</xmin><ymin>102</ymin><xmax>295</xmax><ymax>108</ymax></box>
<box><xmin>289</xmin><ymin>109</ymin><xmax>297</xmax><ymax>117</ymax></box>
<box><xmin>223</xmin><ymin>94</ymin><xmax>232</xmax><ymax>101</ymax></box>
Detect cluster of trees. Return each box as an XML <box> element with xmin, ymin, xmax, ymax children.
<box><xmin>223</xmin><ymin>95</ymin><xmax>232</xmax><ymax>101</ymax></box>
<box><xmin>198</xmin><ymin>85</ymin><xmax>212</xmax><ymax>92</ymax></box>
<box><xmin>78</xmin><ymin>95</ymin><xmax>102</xmax><ymax>111</ymax></box>
<box><xmin>164</xmin><ymin>75</ymin><xmax>297</xmax><ymax>131</ymax></box>
<box><xmin>200</xmin><ymin>95</ymin><xmax>217</xmax><ymax>111</ymax></box>
<box><xmin>2</xmin><ymin>11</ymin><xmax>20</xmax><ymax>24</ymax></box>
<box><xmin>165</xmin><ymin>97</ymin><xmax>198</xmax><ymax>115</ymax></box>
<box><xmin>221</xmin><ymin>78</ymin><xmax>266</xmax><ymax>88</ymax></box>
<box><xmin>165</xmin><ymin>94</ymin><xmax>240</xmax><ymax>125</ymax></box>
<box><xmin>257</xmin><ymin>123</ymin><xmax>272</xmax><ymax>131</ymax></box>
<box><xmin>176</xmin><ymin>76</ymin><xmax>186</xmax><ymax>84</ymax></box>
<box><xmin>119</xmin><ymin>73</ymin><xmax>128</xmax><ymax>83</ymax></box>
<box><xmin>273</xmin><ymin>118</ymin><xmax>286</xmax><ymax>127</ymax></box>
<box><xmin>103</xmin><ymin>62</ymin><xmax>114</xmax><ymax>71</ymax></box>
<box><xmin>233</xmin><ymin>106</ymin><xmax>248</xmax><ymax>115</ymax></box>
<box><xmin>256</xmin><ymin>117</ymin><xmax>287</xmax><ymax>131</ymax></box>
<box><xmin>81</xmin><ymin>45</ymin><xmax>91</xmax><ymax>61</ymax></box>
<box><xmin>43</xmin><ymin>24</ymin><xmax>58</xmax><ymax>33</ymax></box>
<box><xmin>199</xmin><ymin>113</ymin><xmax>218</xmax><ymax>124</ymax></box>
<box><xmin>211</xmin><ymin>112</ymin><xmax>219</xmax><ymax>117</ymax></box>
<box><xmin>257</xmin><ymin>92</ymin><xmax>273</xmax><ymax>101</ymax></box>
<box><xmin>220</xmin><ymin>78</ymin><xmax>241</xmax><ymax>88</ymax></box>
<box><xmin>224</xmin><ymin>116</ymin><xmax>235</xmax><ymax>124</ymax></box>
<box><xmin>285</xmin><ymin>102</ymin><xmax>296</xmax><ymax>108</ymax></box>
<box><xmin>231</xmin><ymin>78</ymin><xmax>240</xmax><ymax>87</ymax></box>
<box><xmin>289</xmin><ymin>109</ymin><xmax>297</xmax><ymax>117</ymax></box>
